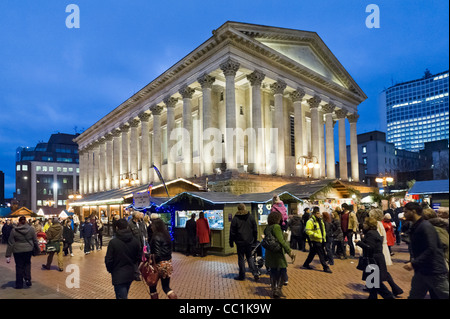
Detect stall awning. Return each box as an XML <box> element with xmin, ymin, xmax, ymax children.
<box><xmin>408</xmin><ymin>179</ymin><xmax>449</xmax><ymax>195</ymax></box>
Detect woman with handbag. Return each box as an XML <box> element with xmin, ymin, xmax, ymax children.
<box><xmin>5</xmin><ymin>216</ymin><xmax>40</xmax><ymax>289</ymax></box>
<box><xmin>355</xmin><ymin>217</ymin><xmax>394</xmax><ymax>299</ymax></box>
<box><xmin>264</xmin><ymin>211</ymin><xmax>295</xmax><ymax>299</ymax></box>
<box><xmin>148</xmin><ymin>218</ymin><xmax>177</xmax><ymax>299</ymax></box>
<box><xmin>42</xmin><ymin>218</ymin><xmax>64</xmax><ymax>272</ymax></box>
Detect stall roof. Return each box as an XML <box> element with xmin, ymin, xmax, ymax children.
<box><xmin>272</xmin><ymin>179</ymin><xmax>337</xmax><ymax>199</ymax></box>
<box><xmin>408</xmin><ymin>179</ymin><xmax>449</xmax><ymax>195</ymax></box>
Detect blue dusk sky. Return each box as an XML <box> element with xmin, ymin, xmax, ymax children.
<box><xmin>0</xmin><ymin>0</ymin><xmax>448</xmax><ymax>198</ymax></box>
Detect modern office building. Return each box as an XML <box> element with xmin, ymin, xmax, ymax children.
<box><xmin>383</xmin><ymin>69</ymin><xmax>449</xmax><ymax>152</ymax></box>
<box><xmin>15</xmin><ymin>133</ymin><xmax>80</xmax><ymax>214</ymax></box>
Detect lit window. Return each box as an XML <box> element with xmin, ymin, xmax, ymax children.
<box><xmin>16</xmin><ymin>165</ymin><xmax>21</xmax><ymax>171</ymax></box>
<box><xmin>22</xmin><ymin>165</ymin><xmax>28</xmax><ymax>171</ymax></box>
<box><xmin>362</xmin><ymin>146</ymin><xmax>367</xmax><ymax>154</ymax></box>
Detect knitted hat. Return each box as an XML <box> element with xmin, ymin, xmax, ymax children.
<box><xmin>384</xmin><ymin>213</ymin><xmax>392</xmax><ymax>220</ymax></box>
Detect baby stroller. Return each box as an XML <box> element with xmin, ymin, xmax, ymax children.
<box><xmin>36</xmin><ymin>232</ymin><xmax>47</xmax><ymax>255</ymax></box>
<box><xmin>250</xmin><ymin>241</ymin><xmax>265</xmax><ymax>276</ymax></box>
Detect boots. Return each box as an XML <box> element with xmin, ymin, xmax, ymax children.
<box><xmin>167</xmin><ymin>291</ymin><xmax>178</xmax><ymax>299</ymax></box>
<box><xmin>276</xmin><ymin>277</ymin><xmax>286</xmax><ymax>298</ymax></box>
<box><xmin>150</xmin><ymin>292</ymin><xmax>159</xmax><ymax>299</ymax></box>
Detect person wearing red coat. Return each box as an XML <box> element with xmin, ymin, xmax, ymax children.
<box><xmin>382</xmin><ymin>214</ymin><xmax>396</xmax><ymax>255</ymax></box>
<box><xmin>196</xmin><ymin>212</ymin><xmax>211</xmax><ymax>257</ymax></box>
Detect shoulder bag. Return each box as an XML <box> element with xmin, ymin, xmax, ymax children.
<box><xmin>261</xmin><ymin>226</ymin><xmax>282</xmax><ymax>253</ymax></box>
<box><xmin>139</xmin><ymin>254</ymin><xmax>160</xmax><ymax>287</ymax></box>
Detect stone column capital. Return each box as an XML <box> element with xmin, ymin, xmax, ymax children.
<box><xmin>270</xmin><ymin>80</ymin><xmax>287</xmax><ymax>95</ymax></box>
<box><xmin>322</xmin><ymin>102</ymin><xmax>336</xmax><ymax>114</ymax></box>
<box><xmin>197</xmin><ymin>74</ymin><xmax>216</xmax><ymax>89</ymax></box>
<box><xmin>179</xmin><ymin>85</ymin><xmax>195</xmax><ymax>99</ymax></box>
<box><xmin>220</xmin><ymin>58</ymin><xmax>240</xmax><ymax>77</ymax></box>
<box><xmin>163</xmin><ymin>96</ymin><xmax>179</xmax><ymax>108</ymax></box>
<box><xmin>104</xmin><ymin>133</ymin><xmax>114</xmax><ymax>142</ymax></box>
<box><xmin>335</xmin><ymin>109</ymin><xmax>348</xmax><ymax>119</ymax></box>
<box><xmin>247</xmin><ymin>70</ymin><xmax>266</xmax><ymax>87</ymax></box>
<box><xmin>347</xmin><ymin>113</ymin><xmax>360</xmax><ymax>123</ymax></box>
<box><xmin>307</xmin><ymin>95</ymin><xmax>322</xmax><ymax>109</ymax></box>
<box><xmin>150</xmin><ymin>104</ymin><xmax>163</xmax><ymax>116</ymax></box>
<box><xmin>290</xmin><ymin>88</ymin><xmax>306</xmax><ymax>102</ymax></box>
<box><xmin>111</xmin><ymin>129</ymin><xmax>121</xmax><ymax>138</ymax></box>
<box><xmin>138</xmin><ymin>111</ymin><xmax>151</xmax><ymax>122</ymax></box>
<box><xmin>129</xmin><ymin>118</ymin><xmax>140</xmax><ymax>128</ymax></box>
<box><xmin>119</xmin><ymin>123</ymin><xmax>130</xmax><ymax>132</ymax></box>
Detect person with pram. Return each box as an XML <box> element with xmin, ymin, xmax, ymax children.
<box><xmin>229</xmin><ymin>203</ymin><xmax>260</xmax><ymax>282</ymax></box>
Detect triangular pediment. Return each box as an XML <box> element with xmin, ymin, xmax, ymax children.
<box><xmin>257</xmin><ymin>40</ymin><xmax>344</xmax><ymax>86</ymax></box>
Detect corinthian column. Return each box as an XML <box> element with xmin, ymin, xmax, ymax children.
<box><xmin>98</xmin><ymin>137</ymin><xmax>106</xmax><ymax>192</ymax></box>
<box><xmin>87</xmin><ymin>144</ymin><xmax>94</xmax><ymax>194</ymax></box>
<box><xmin>111</xmin><ymin>129</ymin><xmax>121</xmax><ymax>189</ymax></box>
<box><xmin>138</xmin><ymin>112</ymin><xmax>151</xmax><ymax>185</ymax></box>
<box><xmin>247</xmin><ymin>70</ymin><xmax>265</xmax><ymax>174</ymax></box>
<box><xmin>270</xmin><ymin>80</ymin><xmax>287</xmax><ymax>175</ymax></box>
<box><xmin>164</xmin><ymin>96</ymin><xmax>178</xmax><ymax>181</ymax></box>
<box><xmin>198</xmin><ymin>74</ymin><xmax>215</xmax><ymax>175</ymax></box>
<box><xmin>79</xmin><ymin>149</ymin><xmax>86</xmax><ymax>195</ymax></box>
<box><xmin>308</xmin><ymin>95</ymin><xmax>322</xmax><ymax>178</ymax></box>
<box><xmin>220</xmin><ymin>58</ymin><xmax>240</xmax><ymax>171</ymax></box>
<box><xmin>335</xmin><ymin>109</ymin><xmax>348</xmax><ymax>181</ymax></box>
<box><xmin>179</xmin><ymin>85</ymin><xmax>195</xmax><ymax>178</ymax></box>
<box><xmin>150</xmin><ymin>104</ymin><xmax>163</xmax><ymax>181</ymax></box>
<box><xmin>348</xmin><ymin>113</ymin><xmax>360</xmax><ymax>182</ymax></box>
<box><xmin>291</xmin><ymin>89</ymin><xmax>306</xmax><ymax>177</ymax></box>
<box><xmin>120</xmin><ymin>124</ymin><xmax>130</xmax><ymax>183</ymax></box>
<box><xmin>129</xmin><ymin>119</ymin><xmax>140</xmax><ymax>183</ymax></box>
<box><xmin>105</xmin><ymin>134</ymin><xmax>113</xmax><ymax>191</ymax></box>
<box><xmin>322</xmin><ymin>103</ymin><xmax>336</xmax><ymax>179</ymax></box>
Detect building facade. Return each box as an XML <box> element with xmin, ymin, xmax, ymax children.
<box><xmin>15</xmin><ymin>133</ymin><xmax>80</xmax><ymax>214</ymax></box>
<box><xmin>384</xmin><ymin>69</ymin><xmax>449</xmax><ymax>152</ymax></box>
<box><xmin>74</xmin><ymin>22</ymin><xmax>367</xmax><ymax>196</ymax></box>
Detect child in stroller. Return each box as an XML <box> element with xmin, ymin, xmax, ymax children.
<box><xmin>249</xmin><ymin>240</ymin><xmax>266</xmax><ymax>276</ymax></box>
<box><xmin>36</xmin><ymin>232</ymin><xmax>47</xmax><ymax>255</ymax></box>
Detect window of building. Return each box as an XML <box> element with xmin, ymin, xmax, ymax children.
<box><xmin>22</xmin><ymin>165</ymin><xmax>28</xmax><ymax>171</ymax></box>
<box><xmin>363</xmin><ymin>157</ymin><xmax>367</xmax><ymax>165</ymax></box>
<box><xmin>362</xmin><ymin>146</ymin><xmax>367</xmax><ymax>154</ymax></box>
<box><xmin>37</xmin><ymin>200</ymin><xmax>42</xmax><ymax>206</ymax></box>
<box><xmin>49</xmin><ymin>166</ymin><xmax>54</xmax><ymax>172</ymax></box>
<box><xmin>16</xmin><ymin>165</ymin><xmax>21</xmax><ymax>171</ymax></box>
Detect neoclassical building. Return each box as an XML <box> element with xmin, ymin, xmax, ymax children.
<box><xmin>74</xmin><ymin>21</ymin><xmax>367</xmax><ymax>196</ymax></box>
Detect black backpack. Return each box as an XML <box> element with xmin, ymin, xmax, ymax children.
<box><xmin>261</xmin><ymin>225</ymin><xmax>282</xmax><ymax>253</ymax></box>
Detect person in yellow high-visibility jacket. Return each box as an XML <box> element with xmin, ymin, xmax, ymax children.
<box><xmin>301</xmin><ymin>207</ymin><xmax>332</xmax><ymax>273</ymax></box>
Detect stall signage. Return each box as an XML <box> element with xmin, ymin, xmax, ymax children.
<box><xmin>134</xmin><ymin>192</ymin><xmax>150</xmax><ymax>208</ymax></box>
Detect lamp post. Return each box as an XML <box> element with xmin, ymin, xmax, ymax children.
<box><xmin>375</xmin><ymin>175</ymin><xmax>394</xmax><ymax>194</ymax></box>
<box><xmin>120</xmin><ymin>173</ymin><xmax>140</xmax><ymax>188</ymax></box>
<box><xmin>296</xmin><ymin>155</ymin><xmax>320</xmax><ymax>179</ymax></box>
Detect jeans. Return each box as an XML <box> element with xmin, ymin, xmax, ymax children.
<box><xmin>368</xmin><ymin>282</ymin><xmax>395</xmax><ymax>299</ymax></box>
<box><xmin>343</xmin><ymin>231</ymin><xmax>355</xmax><ymax>256</ymax></box>
<box><xmin>84</xmin><ymin>236</ymin><xmax>92</xmax><ymax>253</ymax></box>
<box><xmin>408</xmin><ymin>272</ymin><xmax>449</xmax><ymax>299</ymax></box>
<box><xmin>324</xmin><ymin>241</ymin><xmax>334</xmax><ymax>265</ymax></box>
<box><xmin>46</xmin><ymin>242</ymin><xmax>64</xmax><ymax>270</ymax></box>
<box><xmin>290</xmin><ymin>235</ymin><xmax>302</xmax><ymax>250</ymax></box>
<box><xmin>236</xmin><ymin>244</ymin><xmax>258</xmax><ymax>278</ymax></box>
<box><xmin>13</xmin><ymin>251</ymin><xmax>32</xmax><ymax>288</ymax></box>
<box><xmin>114</xmin><ymin>282</ymin><xmax>132</xmax><ymax>299</ymax></box>
<box><xmin>303</xmin><ymin>242</ymin><xmax>329</xmax><ymax>270</ymax></box>
<box><xmin>332</xmin><ymin>240</ymin><xmax>346</xmax><ymax>257</ymax></box>
<box><xmin>150</xmin><ymin>277</ymin><xmax>171</xmax><ymax>295</ymax></box>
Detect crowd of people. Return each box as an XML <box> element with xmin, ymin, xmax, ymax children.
<box><xmin>1</xmin><ymin>198</ymin><xmax>448</xmax><ymax>300</ymax></box>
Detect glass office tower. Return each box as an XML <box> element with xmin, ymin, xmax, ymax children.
<box><xmin>385</xmin><ymin>70</ymin><xmax>449</xmax><ymax>151</ymax></box>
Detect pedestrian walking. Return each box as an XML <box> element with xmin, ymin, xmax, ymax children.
<box><xmin>355</xmin><ymin>217</ymin><xmax>395</xmax><ymax>299</ymax></box>
<box><xmin>403</xmin><ymin>202</ymin><xmax>449</xmax><ymax>299</ymax></box>
<box><xmin>97</xmin><ymin>218</ymin><xmax>104</xmax><ymax>249</ymax></box>
<box><xmin>382</xmin><ymin>213</ymin><xmax>396</xmax><ymax>255</ymax></box>
<box><xmin>148</xmin><ymin>218</ymin><xmax>178</xmax><ymax>299</ymax></box>
<box><xmin>322</xmin><ymin>212</ymin><xmax>334</xmax><ymax>265</ymax></box>
<box><xmin>42</xmin><ymin>218</ymin><xmax>64</xmax><ymax>272</ymax></box>
<box><xmin>80</xmin><ymin>217</ymin><xmax>94</xmax><ymax>255</ymax></box>
<box><xmin>196</xmin><ymin>211</ymin><xmax>210</xmax><ymax>257</ymax></box>
<box><xmin>287</xmin><ymin>209</ymin><xmax>303</xmax><ymax>250</ymax></box>
<box><xmin>229</xmin><ymin>203</ymin><xmax>259</xmax><ymax>281</ymax></box>
<box><xmin>331</xmin><ymin>210</ymin><xmax>346</xmax><ymax>259</ymax></box>
<box><xmin>185</xmin><ymin>213</ymin><xmax>198</xmax><ymax>256</ymax></box>
<box><xmin>340</xmin><ymin>203</ymin><xmax>358</xmax><ymax>259</ymax></box>
<box><xmin>302</xmin><ymin>207</ymin><xmax>332</xmax><ymax>273</ymax></box>
<box><xmin>300</xmin><ymin>207</ymin><xmax>311</xmax><ymax>252</ymax></box>
<box><xmin>105</xmin><ymin>218</ymin><xmax>142</xmax><ymax>299</ymax></box>
<box><xmin>5</xmin><ymin>216</ymin><xmax>40</xmax><ymax>289</ymax></box>
<box><xmin>129</xmin><ymin>211</ymin><xmax>145</xmax><ymax>281</ymax></box>
<box><xmin>264</xmin><ymin>210</ymin><xmax>295</xmax><ymax>299</ymax></box>
<box><xmin>2</xmin><ymin>219</ymin><xmax>12</xmax><ymax>244</ymax></box>
<box><xmin>62</xmin><ymin>219</ymin><xmax>74</xmax><ymax>257</ymax></box>
<box><xmin>422</xmin><ymin>208</ymin><xmax>449</xmax><ymax>268</ymax></box>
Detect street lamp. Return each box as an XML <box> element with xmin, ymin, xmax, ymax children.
<box><xmin>375</xmin><ymin>175</ymin><xmax>394</xmax><ymax>194</ymax></box>
<box><xmin>296</xmin><ymin>155</ymin><xmax>320</xmax><ymax>178</ymax></box>
<box><xmin>120</xmin><ymin>173</ymin><xmax>140</xmax><ymax>188</ymax></box>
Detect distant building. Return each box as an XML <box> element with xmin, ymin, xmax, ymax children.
<box><xmin>15</xmin><ymin>133</ymin><xmax>80</xmax><ymax>214</ymax></box>
<box><xmin>382</xmin><ymin>69</ymin><xmax>449</xmax><ymax>152</ymax></box>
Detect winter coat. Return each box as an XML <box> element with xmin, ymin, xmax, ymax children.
<box><xmin>376</xmin><ymin>221</ymin><xmax>392</xmax><ymax>266</ymax></box>
<box><xmin>331</xmin><ymin>218</ymin><xmax>344</xmax><ymax>242</ymax></box>
<box><xmin>264</xmin><ymin>224</ymin><xmax>291</xmax><ymax>269</ymax></box>
<box><xmin>150</xmin><ymin>233</ymin><xmax>173</xmax><ymax>264</ymax></box>
<box><xmin>80</xmin><ymin>221</ymin><xmax>93</xmax><ymax>238</ymax></box>
<box><xmin>409</xmin><ymin>218</ymin><xmax>448</xmax><ymax>276</ymax></box>
<box><xmin>196</xmin><ymin>217</ymin><xmax>210</xmax><ymax>244</ymax></box>
<box><xmin>271</xmin><ymin>201</ymin><xmax>288</xmax><ymax>226</ymax></box>
<box><xmin>129</xmin><ymin>220</ymin><xmax>145</xmax><ymax>248</ymax></box>
<box><xmin>105</xmin><ymin>228</ymin><xmax>142</xmax><ymax>285</ymax></box>
<box><xmin>2</xmin><ymin>224</ymin><xmax>13</xmax><ymax>243</ymax></box>
<box><xmin>428</xmin><ymin>218</ymin><xmax>449</xmax><ymax>268</ymax></box>
<box><xmin>63</xmin><ymin>225</ymin><xmax>74</xmax><ymax>244</ymax></box>
<box><xmin>185</xmin><ymin>218</ymin><xmax>197</xmax><ymax>239</ymax></box>
<box><xmin>324</xmin><ymin>221</ymin><xmax>332</xmax><ymax>243</ymax></box>
<box><xmin>6</xmin><ymin>224</ymin><xmax>40</xmax><ymax>257</ymax></box>
<box><xmin>229</xmin><ymin>209</ymin><xmax>257</xmax><ymax>247</ymax></box>
<box><xmin>356</xmin><ymin>229</ymin><xmax>389</xmax><ymax>282</ymax></box>
<box><xmin>382</xmin><ymin>220</ymin><xmax>396</xmax><ymax>247</ymax></box>
<box><xmin>287</xmin><ymin>215</ymin><xmax>303</xmax><ymax>237</ymax></box>
<box><xmin>305</xmin><ymin>215</ymin><xmax>326</xmax><ymax>243</ymax></box>
<box><xmin>46</xmin><ymin>223</ymin><xmax>63</xmax><ymax>242</ymax></box>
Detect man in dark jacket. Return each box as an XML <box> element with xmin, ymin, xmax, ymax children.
<box><xmin>42</xmin><ymin>218</ymin><xmax>64</xmax><ymax>271</ymax></box>
<box><xmin>185</xmin><ymin>213</ymin><xmax>198</xmax><ymax>256</ymax></box>
<box><xmin>105</xmin><ymin>218</ymin><xmax>141</xmax><ymax>299</ymax></box>
<box><xmin>287</xmin><ymin>211</ymin><xmax>303</xmax><ymax>250</ymax></box>
<box><xmin>80</xmin><ymin>217</ymin><xmax>93</xmax><ymax>255</ymax></box>
<box><xmin>403</xmin><ymin>202</ymin><xmax>449</xmax><ymax>299</ymax></box>
<box><xmin>229</xmin><ymin>203</ymin><xmax>259</xmax><ymax>281</ymax></box>
<box><xmin>128</xmin><ymin>211</ymin><xmax>145</xmax><ymax>281</ymax></box>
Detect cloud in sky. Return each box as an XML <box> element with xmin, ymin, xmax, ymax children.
<box><xmin>0</xmin><ymin>0</ymin><xmax>448</xmax><ymax>198</ymax></box>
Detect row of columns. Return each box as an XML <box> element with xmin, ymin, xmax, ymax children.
<box><xmin>79</xmin><ymin>58</ymin><xmax>360</xmax><ymax>195</ymax></box>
